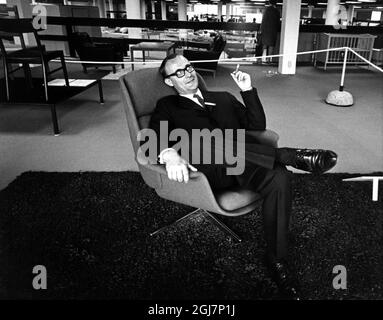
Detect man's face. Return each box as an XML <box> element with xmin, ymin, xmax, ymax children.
<box><xmin>164</xmin><ymin>55</ymin><xmax>199</xmax><ymax>95</ymax></box>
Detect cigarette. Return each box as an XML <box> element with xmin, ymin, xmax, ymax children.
<box><xmin>235</xmin><ymin>64</ymin><xmax>240</xmax><ymax>73</ymax></box>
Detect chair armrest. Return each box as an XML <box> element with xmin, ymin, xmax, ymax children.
<box><xmin>136</xmin><ymin>149</ymin><xmax>202</xmax><ymax>190</ymax></box>
<box><xmin>148</xmin><ymin>163</ymin><xmax>221</xmax><ymax>213</ymax></box>
<box><xmin>246</xmin><ymin>129</ymin><xmax>279</xmax><ymax>148</ymax></box>
<box><xmin>136</xmin><ymin>149</ymin><xmax>220</xmax><ymax>212</ymax></box>
<box><xmin>142</xmin><ymin>162</ymin><xmax>202</xmax><ymax>180</ymax></box>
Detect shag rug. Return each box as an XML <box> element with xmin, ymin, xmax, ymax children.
<box><xmin>0</xmin><ymin>171</ymin><xmax>382</xmax><ymax>300</ymax></box>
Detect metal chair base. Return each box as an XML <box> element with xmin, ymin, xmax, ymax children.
<box><xmin>150</xmin><ymin>208</ymin><xmax>242</xmax><ymax>243</ymax></box>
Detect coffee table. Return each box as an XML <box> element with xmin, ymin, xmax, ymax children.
<box><xmin>47</xmin><ymin>78</ymin><xmax>104</xmax><ymax>134</ymax></box>
<box><xmin>0</xmin><ymin>77</ymin><xmax>104</xmax><ymax>135</ymax></box>
<box><xmin>130</xmin><ymin>41</ymin><xmax>177</xmax><ymax>70</ymax></box>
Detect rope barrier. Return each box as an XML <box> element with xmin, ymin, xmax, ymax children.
<box><xmin>48</xmin><ymin>46</ymin><xmax>382</xmax><ymax>73</ymax></box>
<box><xmin>347</xmin><ymin>47</ymin><xmax>383</xmax><ymax>73</ymax></box>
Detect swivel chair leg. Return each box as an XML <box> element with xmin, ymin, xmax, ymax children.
<box><xmin>150</xmin><ymin>208</ymin><xmax>242</xmax><ymax>243</ymax></box>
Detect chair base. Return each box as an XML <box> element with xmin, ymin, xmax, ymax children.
<box><xmin>150</xmin><ymin>208</ymin><xmax>242</xmax><ymax>243</ymax></box>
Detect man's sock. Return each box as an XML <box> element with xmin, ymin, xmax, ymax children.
<box><xmin>275</xmin><ymin>148</ymin><xmax>297</xmax><ymax>166</ymax></box>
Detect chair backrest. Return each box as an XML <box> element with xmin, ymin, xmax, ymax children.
<box><xmin>0</xmin><ymin>4</ymin><xmax>20</xmax><ymax>19</ymax></box>
<box><xmin>212</xmin><ymin>34</ymin><xmax>226</xmax><ymax>53</ymax></box>
<box><xmin>119</xmin><ymin>67</ymin><xmax>207</xmax><ymax>155</ymax></box>
<box><xmin>0</xmin><ymin>7</ymin><xmax>26</xmax><ymax>49</ymax></box>
<box><xmin>69</xmin><ymin>32</ymin><xmax>94</xmax><ymax>58</ymax></box>
<box><xmin>70</xmin><ymin>31</ymin><xmax>94</xmax><ymax>48</ymax></box>
<box><xmin>0</xmin><ymin>18</ymin><xmax>42</xmax><ymax>54</ymax></box>
<box><xmin>119</xmin><ymin>67</ymin><xmax>207</xmax><ymax>189</ymax></box>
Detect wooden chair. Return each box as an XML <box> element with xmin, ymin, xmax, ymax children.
<box><xmin>183</xmin><ymin>34</ymin><xmax>226</xmax><ymax>78</ymax></box>
<box><xmin>0</xmin><ymin>4</ymin><xmax>20</xmax><ymax>20</ymax></box>
<box><xmin>0</xmin><ymin>19</ymin><xmax>69</xmax><ymax>102</ymax></box>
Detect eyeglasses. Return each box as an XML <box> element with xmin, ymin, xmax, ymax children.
<box><xmin>165</xmin><ymin>64</ymin><xmax>195</xmax><ymax>78</ymax></box>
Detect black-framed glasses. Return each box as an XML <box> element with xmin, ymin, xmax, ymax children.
<box><xmin>165</xmin><ymin>64</ymin><xmax>195</xmax><ymax>78</ymax></box>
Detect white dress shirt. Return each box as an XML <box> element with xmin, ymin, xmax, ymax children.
<box><xmin>158</xmin><ymin>89</ymin><xmax>204</xmax><ymax>163</ymax></box>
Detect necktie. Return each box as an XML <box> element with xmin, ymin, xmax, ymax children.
<box><xmin>193</xmin><ymin>93</ymin><xmax>206</xmax><ymax>108</ymax></box>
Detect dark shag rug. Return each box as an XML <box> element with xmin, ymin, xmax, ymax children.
<box><xmin>0</xmin><ymin>171</ymin><xmax>382</xmax><ymax>300</ymax></box>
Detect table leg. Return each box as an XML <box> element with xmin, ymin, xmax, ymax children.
<box><xmin>98</xmin><ymin>80</ymin><xmax>104</xmax><ymax>104</ymax></box>
<box><xmin>142</xmin><ymin>50</ymin><xmax>145</xmax><ymax>63</ymax></box>
<box><xmin>130</xmin><ymin>47</ymin><xmax>134</xmax><ymax>71</ymax></box>
<box><xmin>50</xmin><ymin>103</ymin><xmax>60</xmax><ymax>135</ymax></box>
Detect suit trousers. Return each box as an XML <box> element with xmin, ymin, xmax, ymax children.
<box><xmin>208</xmin><ymin>142</ymin><xmax>292</xmax><ymax>261</ymax></box>
<box><xmin>245</xmin><ymin>163</ymin><xmax>292</xmax><ymax>261</ymax></box>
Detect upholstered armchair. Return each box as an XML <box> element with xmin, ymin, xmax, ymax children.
<box><xmin>69</xmin><ymin>31</ymin><xmax>125</xmax><ymax>73</ymax></box>
<box><xmin>119</xmin><ymin>68</ymin><xmax>279</xmax><ymax>242</ymax></box>
<box><xmin>183</xmin><ymin>34</ymin><xmax>226</xmax><ymax>78</ymax></box>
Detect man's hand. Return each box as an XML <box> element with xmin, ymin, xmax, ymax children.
<box><xmin>230</xmin><ymin>69</ymin><xmax>252</xmax><ymax>92</ymax></box>
<box><xmin>162</xmin><ymin>149</ymin><xmax>197</xmax><ymax>183</ymax></box>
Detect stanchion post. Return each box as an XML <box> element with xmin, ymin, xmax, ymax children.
<box><xmin>339</xmin><ymin>47</ymin><xmax>348</xmax><ymax>92</ymax></box>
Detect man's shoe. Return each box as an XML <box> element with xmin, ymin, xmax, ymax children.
<box><xmin>265</xmin><ymin>257</ymin><xmax>300</xmax><ymax>300</ymax></box>
<box><xmin>293</xmin><ymin>149</ymin><xmax>338</xmax><ymax>174</ymax></box>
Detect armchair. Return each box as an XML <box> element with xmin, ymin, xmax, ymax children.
<box><xmin>119</xmin><ymin>68</ymin><xmax>279</xmax><ymax>242</ymax></box>
<box><xmin>69</xmin><ymin>32</ymin><xmax>125</xmax><ymax>74</ymax></box>
<box><xmin>183</xmin><ymin>34</ymin><xmax>226</xmax><ymax>78</ymax></box>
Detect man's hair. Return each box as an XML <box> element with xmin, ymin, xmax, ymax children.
<box><xmin>159</xmin><ymin>53</ymin><xmax>180</xmax><ymax>79</ymax></box>
<box><xmin>268</xmin><ymin>0</ymin><xmax>277</xmax><ymax>5</ymax></box>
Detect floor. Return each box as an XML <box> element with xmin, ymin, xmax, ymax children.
<box><xmin>0</xmin><ymin>59</ymin><xmax>382</xmax><ymax>191</ymax></box>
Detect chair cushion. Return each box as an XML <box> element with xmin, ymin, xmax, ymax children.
<box><xmin>215</xmin><ymin>188</ymin><xmax>261</xmax><ymax>211</ymax></box>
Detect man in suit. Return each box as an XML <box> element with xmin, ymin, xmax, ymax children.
<box><xmin>260</xmin><ymin>0</ymin><xmax>280</xmax><ymax>64</ymax></box>
<box><xmin>149</xmin><ymin>53</ymin><xmax>337</xmax><ymax>299</ymax></box>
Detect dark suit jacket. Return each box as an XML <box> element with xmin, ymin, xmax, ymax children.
<box><xmin>149</xmin><ymin>88</ymin><xmax>276</xmax><ymax>189</ymax></box>
<box><xmin>260</xmin><ymin>6</ymin><xmax>281</xmax><ymax>47</ymax></box>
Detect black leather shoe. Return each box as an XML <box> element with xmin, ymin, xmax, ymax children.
<box><xmin>265</xmin><ymin>257</ymin><xmax>300</xmax><ymax>300</ymax></box>
<box><xmin>293</xmin><ymin>149</ymin><xmax>338</xmax><ymax>174</ymax></box>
